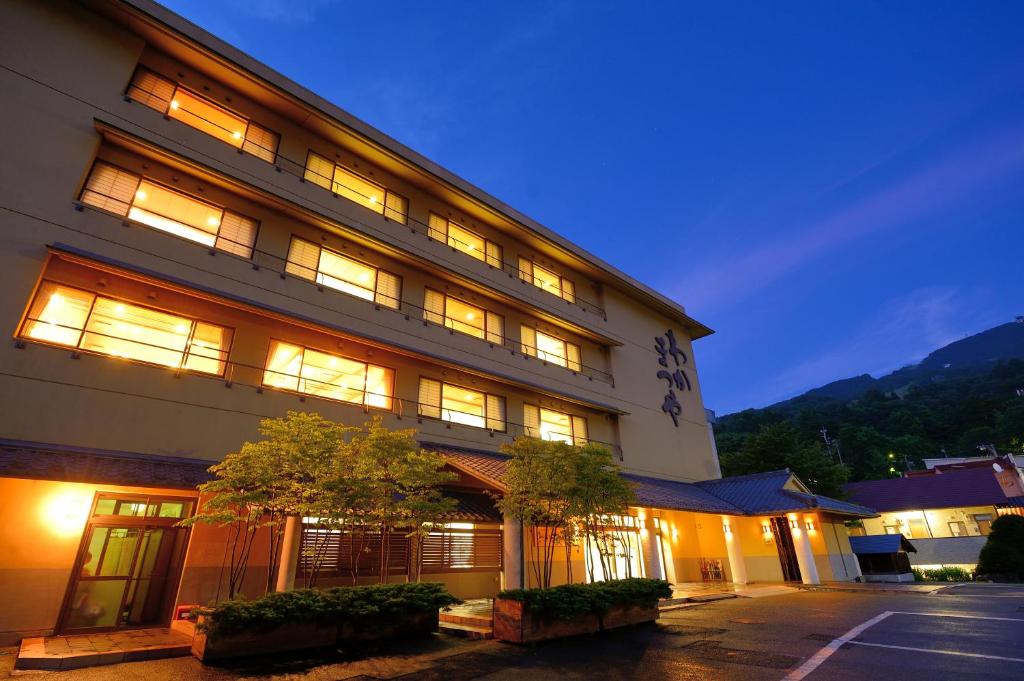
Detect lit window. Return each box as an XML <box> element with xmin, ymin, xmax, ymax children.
<box><xmin>520</xmin><ymin>326</ymin><xmax>582</xmax><ymax>371</ymax></box>
<box><xmin>524</xmin><ymin>404</ymin><xmax>588</xmax><ymax>446</ymax></box>
<box><xmin>126</xmin><ymin>68</ymin><xmax>279</xmax><ymax>163</ymax></box>
<box><xmin>285</xmin><ymin>237</ymin><xmax>401</xmax><ymax>309</ymax></box>
<box><xmin>518</xmin><ymin>257</ymin><xmax>576</xmax><ymax>303</ymax></box>
<box><xmin>423</xmin><ymin>289</ymin><xmax>503</xmax><ymax>343</ymax></box>
<box><xmin>428</xmin><ymin>213</ymin><xmax>503</xmax><ymax>267</ymax></box>
<box><xmin>20</xmin><ymin>282</ymin><xmax>231</xmax><ymax>375</ymax></box>
<box><xmin>418</xmin><ymin>377</ymin><xmax>506</xmax><ymax>431</ymax></box>
<box><xmin>80</xmin><ymin>163</ymin><xmax>258</xmax><ymax>258</ymax></box>
<box><xmin>262</xmin><ymin>340</ymin><xmax>394</xmax><ymax>410</ymax></box>
<box><xmin>304</xmin><ymin>152</ymin><xmax>408</xmax><ymax>224</ymax></box>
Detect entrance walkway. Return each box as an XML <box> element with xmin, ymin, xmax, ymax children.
<box><xmin>15</xmin><ymin>627</ymin><xmax>192</xmax><ymax>671</ymax></box>
<box><xmin>439</xmin><ymin>599</ymin><xmax>494</xmax><ymax>639</ymax></box>
<box><xmin>667</xmin><ymin>581</ymin><xmax>798</xmax><ymax>603</ymax></box>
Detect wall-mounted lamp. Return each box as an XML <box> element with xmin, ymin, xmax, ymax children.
<box><xmin>790</xmin><ymin>518</ymin><xmax>799</xmax><ymax>530</ymax></box>
<box><xmin>761</xmin><ymin>523</ymin><xmax>772</xmax><ymax>534</ymax></box>
<box><xmin>805</xmin><ymin>520</ymin><xmax>816</xmax><ymax>532</ymax></box>
<box><xmin>722</xmin><ymin>521</ymin><xmax>732</xmax><ymax>535</ymax></box>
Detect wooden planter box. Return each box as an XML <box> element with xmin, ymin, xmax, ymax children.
<box><xmin>599</xmin><ymin>604</ymin><xmax>659</xmax><ymax>630</ymax></box>
<box><xmin>493</xmin><ymin>598</ymin><xmax>600</xmax><ymax>644</ymax></box>
<box><xmin>337</xmin><ymin>610</ymin><xmax>438</xmax><ymax>643</ymax></box>
<box><xmin>493</xmin><ymin>599</ymin><xmax>659</xmax><ymax>644</ymax></box>
<box><xmin>191</xmin><ymin>610</ymin><xmax>440</xmax><ymax>662</ymax></box>
<box><xmin>192</xmin><ymin>619</ymin><xmax>337</xmax><ymax>662</ymax></box>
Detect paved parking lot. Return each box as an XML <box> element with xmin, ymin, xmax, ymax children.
<box><xmin>3</xmin><ymin>585</ymin><xmax>1022</xmax><ymax>680</ymax></box>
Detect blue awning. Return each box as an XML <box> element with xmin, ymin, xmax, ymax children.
<box><xmin>850</xmin><ymin>534</ymin><xmax>916</xmax><ymax>554</ymax></box>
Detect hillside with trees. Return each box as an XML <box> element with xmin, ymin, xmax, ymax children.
<box><xmin>714</xmin><ymin>321</ymin><xmax>1024</xmax><ymax>497</ymax></box>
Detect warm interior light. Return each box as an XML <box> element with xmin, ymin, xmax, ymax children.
<box><xmin>207</xmin><ymin>216</ymin><xmax>220</xmax><ymax>227</ymax></box>
<box><xmin>135</xmin><ymin>190</ymin><xmax>147</xmax><ymax>201</ymax></box>
<box><xmin>232</xmin><ymin>131</ymin><xmax>242</xmax><ymax>140</ymax></box>
<box><xmin>41</xmin><ymin>488</ymin><xmax>93</xmax><ymax>537</ymax></box>
<box><xmin>114</xmin><ymin>304</ymin><xmax>126</xmax><ymax>316</ymax></box>
<box><xmin>170</xmin><ymin>100</ymin><xmax>180</xmax><ymax>110</ymax></box>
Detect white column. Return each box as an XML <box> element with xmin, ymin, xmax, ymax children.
<box><xmin>501</xmin><ymin>517</ymin><xmax>523</xmax><ymax>590</ymax></box>
<box><xmin>640</xmin><ymin>515</ymin><xmax>664</xmax><ymax>580</ymax></box>
<box><xmin>275</xmin><ymin>515</ymin><xmax>302</xmax><ymax>592</ymax></box>
<box><xmin>722</xmin><ymin>515</ymin><xmax>748</xmax><ymax>585</ymax></box>
<box><xmin>789</xmin><ymin>514</ymin><xmax>820</xmax><ymax>585</ymax></box>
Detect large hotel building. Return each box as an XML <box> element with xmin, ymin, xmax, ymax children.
<box><xmin>0</xmin><ymin>0</ymin><xmax>873</xmax><ymax>644</ymax></box>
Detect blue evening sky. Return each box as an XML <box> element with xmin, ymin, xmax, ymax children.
<box><xmin>161</xmin><ymin>0</ymin><xmax>1024</xmax><ymax>414</ymax></box>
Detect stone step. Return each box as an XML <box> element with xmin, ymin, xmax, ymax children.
<box><xmin>439</xmin><ymin>611</ymin><xmax>493</xmax><ymax>628</ymax></box>
<box><xmin>438</xmin><ymin>622</ymin><xmax>493</xmax><ymax>640</ymax></box>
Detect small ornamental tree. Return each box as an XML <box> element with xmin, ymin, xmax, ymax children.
<box><xmin>569</xmin><ymin>444</ymin><xmax>636</xmax><ymax>583</ymax></box>
<box><xmin>496</xmin><ymin>437</ymin><xmax>636</xmax><ymax>589</ymax></box>
<box><xmin>976</xmin><ymin>515</ymin><xmax>1024</xmax><ymax>581</ymax></box>
<box><xmin>348</xmin><ymin>417</ymin><xmax>457</xmax><ymax>583</ymax></box>
<box><xmin>181</xmin><ymin>412</ymin><xmax>354</xmax><ymax>600</ymax></box>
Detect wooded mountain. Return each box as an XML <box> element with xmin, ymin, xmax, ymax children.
<box><xmin>714</xmin><ymin>320</ymin><xmax>1024</xmax><ymax>495</ymax></box>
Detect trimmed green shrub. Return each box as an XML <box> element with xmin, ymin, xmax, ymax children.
<box><xmin>911</xmin><ymin>568</ymin><xmax>925</xmax><ymax>582</ymax></box>
<box><xmin>197</xmin><ymin>582</ymin><xmax>459</xmax><ymax>639</ymax></box>
<box><xmin>497</xmin><ymin>578</ymin><xmax>672</xmax><ymax>620</ymax></box>
<box><xmin>916</xmin><ymin>566</ymin><xmax>973</xmax><ymax>582</ymax></box>
<box><xmin>977</xmin><ymin>515</ymin><xmax>1024</xmax><ymax>581</ymax></box>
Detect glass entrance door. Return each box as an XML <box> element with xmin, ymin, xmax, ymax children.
<box><xmin>58</xmin><ymin>494</ymin><xmax>193</xmax><ymax>634</ymax></box>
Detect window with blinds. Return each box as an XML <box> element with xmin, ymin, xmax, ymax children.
<box><xmin>262</xmin><ymin>340</ymin><xmax>394</xmax><ymax>409</ymax></box>
<box><xmin>126</xmin><ymin>67</ymin><xmax>279</xmax><ymax>163</ymax></box>
<box><xmin>284</xmin><ymin>237</ymin><xmax>402</xmax><ymax>310</ymax></box>
<box><xmin>422</xmin><ymin>289</ymin><xmax>503</xmax><ymax>343</ymax></box>
<box><xmin>303</xmin><ymin>152</ymin><xmax>408</xmax><ymax>224</ymax></box>
<box><xmin>520</xmin><ymin>326</ymin><xmax>582</xmax><ymax>372</ymax></box>
<box><xmin>297</xmin><ymin>524</ymin><xmax>410</xmax><ymax>577</ymax></box>
<box><xmin>518</xmin><ymin>257</ymin><xmax>576</xmax><ymax>303</ymax></box>
<box><xmin>418</xmin><ymin>377</ymin><xmax>506</xmax><ymax>432</ymax></box>
<box><xmin>80</xmin><ymin>162</ymin><xmax>259</xmax><ymax>258</ymax></box>
<box><xmin>523</xmin><ymin>404</ymin><xmax>588</xmax><ymax>446</ymax></box>
<box><xmin>20</xmin><ymin>282</ymin><xmax>232</xmax><ymax>375</ymax></box>
<box><xmin>427</xmin><ymin>213</ymin><xmax>503</xmax><ymax>267</ymax></box>
<box><xmin>421</xmin><ymin>526</ymin><xmax>503</xmax><ymax>573</ymax></box>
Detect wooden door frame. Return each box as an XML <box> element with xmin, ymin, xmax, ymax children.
<box><xmin>770</xmin><ymin>516</ymin><xmax>802</xmax><ymax>583</ymax></box>
<box><xmin>55</xmin><ymin>492</ymin><xmax>195</xmax><ymax>635</ymax></box>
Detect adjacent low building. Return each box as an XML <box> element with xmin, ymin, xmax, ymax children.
<box><xmin>0</xmin><ymin>0</ymin><xmax>871</xmax><ymax>646</ymax></box>
<box><xmin>845</xmin><ymin>457</ymin><xmax>1024</xmax><ymax>570</ymax></box>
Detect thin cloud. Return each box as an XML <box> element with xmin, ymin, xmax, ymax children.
<box><xmin>673</xmin><ymin>122</ymin><xmax>1024</xmax><ymax>314</ymax></box>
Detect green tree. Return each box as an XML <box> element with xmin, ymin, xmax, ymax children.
<box><xmin>181</xmin><ymin>411</ymin><xmax>354</xmax><ymax>599</ymax></box>
<box><xmin>348</xmin><ymin>416</ymin><xmax>456</xmax><ymax>583</ymax></box>
<box><xmin>720</xmin><ymin>423</ymin><xmax>848</xmax><ymax>497</ymax></box>
<box><xmin>976</xmin><ymin>515</ymin><xmax>1024</xmax><ymax>581</ymax></box>
<box><xmin>568</xmin><ymin>443</ymin><xmax>636</xmax><ymax>583</ymax></box>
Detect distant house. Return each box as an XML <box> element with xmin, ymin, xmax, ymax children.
<box><xmin>844</xmin><ymin>458</ymin><xmax>1024</xmax><ymax>569</ymax></box>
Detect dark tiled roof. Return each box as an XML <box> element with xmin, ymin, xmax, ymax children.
<box><xmin>622</xmin><ymin>473</ymin><xmax>741</xmax><ymax>514</ymax></box>
<box><xmin>442</xmin><ymin>490</ymin><xmax>502</xmax><ymax>522</ymax></box>
<box><xmin>997</xmin><ymin>496</ymin><xmax>1024</xmax><ymax>509</ymax></box>
<box><xmin>850</xmin><ymin>534</ymin><xmax>916</xmax><ymax>554</ymax></box>
<box><xmin>844</xmin><ymin>466</ymin><xmax>1010</xmax><ymax>513</ymax></box>
<box><xmin>0</xmin><ymin>439</ymin><xmax>213</xmax><ymax>489</ymax></box>
<box><xmin>426</xmin><ymin>446</ymin><xmax>874</xmax><ymax>518</ymax></box>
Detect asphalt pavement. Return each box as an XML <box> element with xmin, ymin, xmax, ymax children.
<box><xmin>3</xmin><ymin>584</ymin><xmax>1022</xmax><ymax>680</ymax></box>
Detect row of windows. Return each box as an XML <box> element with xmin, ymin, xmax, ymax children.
<box><xmin>78</xmin><ymin>163</ymin><xmax>586</xmax><ymax>373</ymax></box>
<box><xmin>125</xmin><ymin>66</ymin><xmax>582</xmax><ymax>310</ymax></box>
<box><xmin>20</xmin><ymin>282</ymin><xmax>590</xmax><ymax>442</ymax></box>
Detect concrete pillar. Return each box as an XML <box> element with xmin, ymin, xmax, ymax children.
<box><xmin>501</xmin><ymin>517</ymin><xmax>523</xmax><ymax>590</ymax></box>
<box><xmin>274</xmin><ymin>515</ymin><xmax>302</xmax><ymax>592</ymax></box>
<box><xmin>721</xmin><ymin>515</ymin><xmax>748</xmax><ymax>585</ymax></box>
<box><xmin>789</xmin><ymin>514</ymin><xmax>820</xmax><ymax>585</ymax></box>
<box><xmin>640</xmin><ymin>515</ymin><xmax>664</xmax><ymax>580</ymax></box>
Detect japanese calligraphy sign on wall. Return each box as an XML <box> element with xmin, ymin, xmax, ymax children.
<box><xmin>654</xmin><ymin>329</ymin><xmax>691</xmax><ymax>427</ymax></box>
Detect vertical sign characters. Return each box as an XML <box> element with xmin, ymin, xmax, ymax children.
<box><xmin>654</xmin><ymin>329</ymin><xmax>691</xmax><ymax>427</ymax></box>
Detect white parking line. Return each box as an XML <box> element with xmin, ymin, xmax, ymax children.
<box><xmin>844</xmin><ymin>640</ymin><xmax>1024</xmax><ymax>663</ymax></box>
<box><xmin>783</xmin><ymin>610</ymin><xmax>1024</xmax><ymax>680</ymax></box>
<box><xmin>782</xmin><ymin>611</ymin><xmax>895</xmax><ymax>681</ymax></box>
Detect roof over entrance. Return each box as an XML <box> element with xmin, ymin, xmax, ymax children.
<box><xmin>429</xmin><ymin>444</ymin><xmax>877</xmax><ymax>518</ymax></box>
